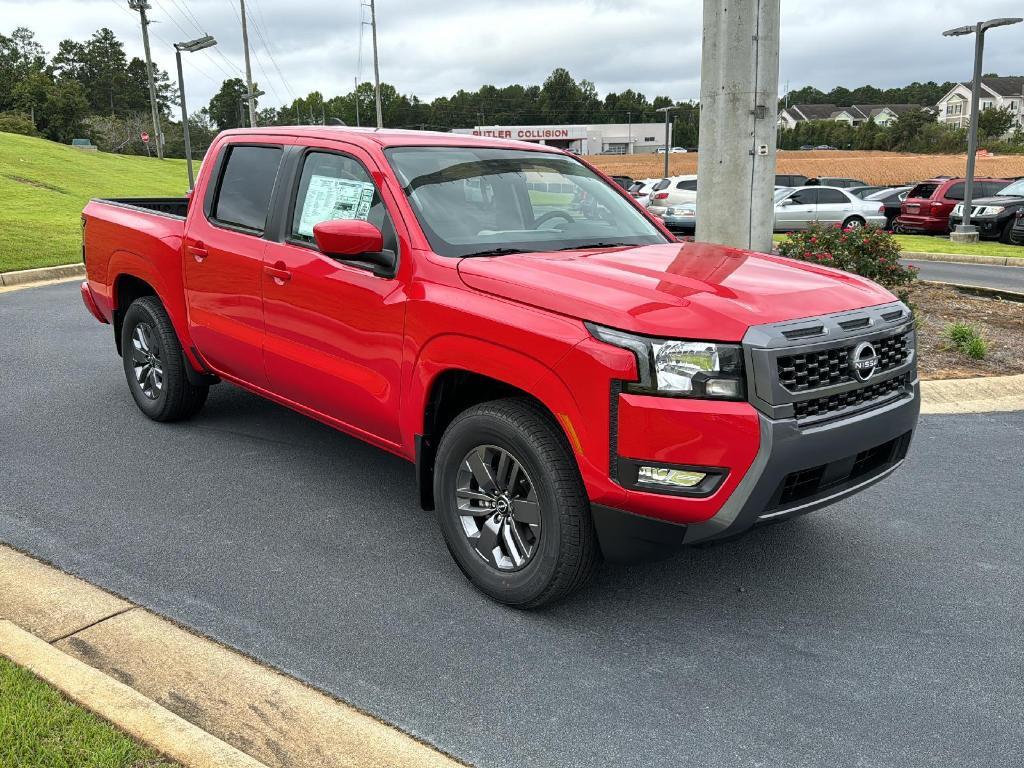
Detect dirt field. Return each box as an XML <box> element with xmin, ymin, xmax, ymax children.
<box><xmin>589</xmin><ymin>150</ymin><xmax>1024</xmax><ymax>185</ymax></box>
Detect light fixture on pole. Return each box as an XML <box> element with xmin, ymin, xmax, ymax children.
<box><xmin>173</xmin><ymin>35</ymin><xmax>217</xmax><ymax>190</ymax></box>
<box><xmin>943</xmin><ymin>17</ymin><xmax>1022</xmax><ymax>243</ymax></box>
<box><xmin>656</xmin><ymin>105</ymin><xmax>679</xmax><ymax>177</ymax></box>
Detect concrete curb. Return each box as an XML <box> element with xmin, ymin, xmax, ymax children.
<box><xmin>919</xmin><ymin>279</ymin><xmax>1024</xmax><ymax>303</ymax></box>
<box><xmin>0</xmin><ymin>620</ymin><xmax>268</xmax><ymax>768</ymax></box>
<box><xmin>920</xmin><ymin>373</ymin><xmax>1024</xmax><ymax>414</ymax></box>
<box><xmin>0</xmin><ymin>263</ymin><xmax>85</xmax><ymax>287</ymax></box>
<box><xmin>902</xmin><ymin>251</ymin><xmax>1024</xmax><ymax>267</ymax></box>
<box><xmin>0</xmin><ymin>545</ymin><xmax>467</xmax><ymax>768</ymax></box>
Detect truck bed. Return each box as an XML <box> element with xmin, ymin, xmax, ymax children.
<box><xmin>92</xmin><ymin>197</ymin><xmax>190</xmax><ymax>219</ymax></box>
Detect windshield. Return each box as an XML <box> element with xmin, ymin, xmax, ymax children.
<box><xmin>997</xmin><ymin>179</ymin><xmax>1024</xmax><ymax>196</ymax></box>
<box><xmin>773</xmin><ymin>188</ymin><xmax>792</xmax><ymax>202</ymax></box>
<box><xmin>385</xmin><ymin>147</ymin><xmax>668</xmax><ymax>257</ymax></box>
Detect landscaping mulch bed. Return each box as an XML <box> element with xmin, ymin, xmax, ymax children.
<box><xmin>910</xmin><ymin>283</ymin><xmax>1024</xmax><ymax>380</ymax></box>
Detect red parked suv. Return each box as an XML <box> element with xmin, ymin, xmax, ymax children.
<box><xmin>896</xmin><ymin>176</ymin><xmax>1012</xmax><ymax>234</ymax></box>
<box><xmin>81</xmin><ymin>128</ymin><xmax>920</xmax><ymax>607</ymax></box>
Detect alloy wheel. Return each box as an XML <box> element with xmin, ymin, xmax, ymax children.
<box><xmin>130</xmin><ymin>322</ymin><xmax>163</xmax><ymax>400</ymax></box>
<box><xmin>455</xmin><ymin>445</ymin><xmax>541</xmax><ymax>571</ymax></box>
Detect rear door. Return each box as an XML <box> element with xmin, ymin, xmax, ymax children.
<box><xmin>184</xmin><ymin>139</ymin><xmax>287</xmax><ymax>386</ymax></box>
<box><xmin>813</xmin><ymin>188</ymin><xmax>851</xmax><ymax>225</ymax></box>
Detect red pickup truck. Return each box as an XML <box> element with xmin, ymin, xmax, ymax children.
<box><xmin>81</xmin><ymin>127</ymin><xmax>920</xmax><ymax>607</ymax></box>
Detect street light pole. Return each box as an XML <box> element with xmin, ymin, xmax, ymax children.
<box><xmin>174</xmin><ymin>35</ymin><xmax>217</xmax><ymax>190</ymax></box>
<box><xmin>657</xmin><ymin>105</ymin><xmax>677</xmax><ymax>177</ymax></box>
<box><xmin>943</xmin><ymin>17</ymin><xmax>1022</xmax><ymax>243</ymax></box>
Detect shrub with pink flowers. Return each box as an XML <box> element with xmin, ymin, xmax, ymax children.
<box><xmin>776</xmin><ymin>223</ymin><xmax>918</xmax><ymax>301</ymax></box>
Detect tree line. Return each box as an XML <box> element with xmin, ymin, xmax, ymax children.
<box><xmin>2</xmin><ymin>25</ymin><xmax>1022</xmax><ymax>159</ymax></box>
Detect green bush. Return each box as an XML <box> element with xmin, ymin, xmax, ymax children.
<box><xmin>964</xmin><ymin>337</ymin><xmax>988</xmax><ymax>360</ymax></box>
<box><xmin>776</xmin><ymin>223</ymin><xmax>919</xmax><ymax>301</ymax></box>
<box><xmin>0</xmin><ymin>111</ymin><xmax>37</xmax><ymax>137</ymax></box>
<box><xmin>944</xmin><ymin>321</ymin><xmax>988</xmax><ymax>360</ymax></box>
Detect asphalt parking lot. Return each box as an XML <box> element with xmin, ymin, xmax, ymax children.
<box><xmin>2</xmin><ymin>281</ymin><xmax>1022</xmax><ymax>768</ymax></box>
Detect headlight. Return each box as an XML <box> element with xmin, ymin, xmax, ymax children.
<box><xmin>978</xmin><ymin>206</ymin><xmax>1004</xmax><ymax>216</ymax></box>
<box><xmin>679</xmin><ymin>207</ymin><xmax>696</xmax><ymax>216</ymax></box>
<box><xmin>953</xmin><ymin>204</ymin><xmax>964</xmax><ymax>215</ymax></box>
<box><xmin>585</xmin><ymin>323</ymin><xmax>745</xmax><ymax>399</ymax></box>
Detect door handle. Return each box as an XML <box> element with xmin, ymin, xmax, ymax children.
<box><xmin>187</xmin><ymin>243</ymin><xmax>208</xmax><ymax>262</ymax></box>
<box><xmin>264</xmin><ymin>263</ymin><xmax>291</xmax><ymax>285</ymax></box>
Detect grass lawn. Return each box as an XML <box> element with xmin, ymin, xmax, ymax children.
<box><xmin>528</xmin><ymin>190</ymin><xmax>575</xmax><ymax>206</ymax></box>
<box><xmin>0</xmin><ymin>656</ymin><xmax>175</xmax><ymax>767</ymax></box>
<box><xmin>0</xmin><ymin>132</ymin><xmax>189</xmax><ymax>273</ymax></box>
<box><xmin>772</xmin><ymin>232</ymin><xmax>1024</xmax><ymax>258</ymax></box>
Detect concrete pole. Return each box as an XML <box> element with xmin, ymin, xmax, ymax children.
<box><xmin>663</xmin><ymin>109</ymin><xmax>670</xmax><ymax>176</ymax></box>
<box><xmin>132</xmin><ymin>1</ymin><xmax>164</xmax><ymax>159</ymax></box>
<box><xmin>175</xmin><ymin>50</ymin><xmax>195</xmax><ymax>188</ymax></box>
<box><xmin>240</xmin><ymin>0</ymin><xmax>257</xmax><ymax>127</ymax></box>
<box><xmin>695</xmin><ymin>0</ymin><xmax>780</xmax><ymax>252</ymax></box>
<box><xmin>369</xmin><ymin>0</ymin><xmax>383</xmax><ymax>129</ymax></box>
<box><xmin>956</xmin><ymin>23</ymin><xmax>985</xmax><ymax>238</ymax></box>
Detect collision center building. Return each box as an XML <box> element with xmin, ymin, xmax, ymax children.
<box><xmin>451</xmin><ymin>123</ymin><xmax>667</xmax><ymax>155</ymax></box>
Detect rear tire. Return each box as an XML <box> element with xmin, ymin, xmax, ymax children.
<box><xmin>434</xmin><ymin>398</ymin><xmax>599</xmax><ymax>608</ymax></box>
<box><xmin>121</xmin><ymin>296</ymin><xmax>208</xmax><ymax>422</ymax></box>
<box><xmin>842</xmin><ymin>216</ymin><xmax>866</xmax><ymax>230</ymax></box>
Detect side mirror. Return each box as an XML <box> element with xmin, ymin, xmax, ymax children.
<box><xmin>313</xmin><ymin>219</ymin><xmax>396</xmax><ymax>276</ymax></box>
<box><xmin>777</xmin><ymin>198</ymin><xmax>793</xmax><ymax>207</ymax></box>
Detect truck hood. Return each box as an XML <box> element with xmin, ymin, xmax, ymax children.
<box><xmin>456</xmin><ymin>242</ymin><xmax>895</xmax><ymax>341</ymax></box>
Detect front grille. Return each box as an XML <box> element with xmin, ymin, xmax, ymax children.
<box><xmin>775</xmin><ymin>432</ymin><xmax>912</xmax><ymax>507</ymax></box>
<box><xmin>792</xmin><ymin>372</ymin><xmax>911</xmax><ymax>420</ymax></box>
<box><xmin>777</xmin><ymin>332</ymin><xmax>910</xmax><ymax>393</ymax></box>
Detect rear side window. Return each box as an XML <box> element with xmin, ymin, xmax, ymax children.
<box><xmin>675</xmin><ymin>179</ymin><xmax>698</xmax><ymax>191</ymax></box>
<box><xmin>212</xmin><ymin>145</ymin><xmax>283</xmax><ymax>232</ymax></box>
<box><xmin>652</xmin><ymin>178</ymin><xmax>671</xmax><ymax>191</ymax></box>
<box><xmin>945</xmin><ymin>183</ymin><xmax>964</xmax><ymax>201</ymax></box>
<box><xmin>981</xmin><ymin>180</ymin><xmax>1010</xmax><ymax>196</ymax></box>
<box><xmin>817</xmin><ymin>189</ymin><xmax>848</xmax><ymax>204</ymax></box>
<box><xmin>908</xmin><ymin>183</ymin><xmax>938</xmax><ymax>199</ymax></box>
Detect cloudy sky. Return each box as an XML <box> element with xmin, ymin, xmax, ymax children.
<box><xmin>3</xmin><ymin>0</ymin><xmax>1024</xmax><ymax>117</ymax></box>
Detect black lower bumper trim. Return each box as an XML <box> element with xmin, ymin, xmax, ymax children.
<box><xmin>590</xmin><ymin>504</ymin><xmax>687</xmax><ymax>564</ymax></box>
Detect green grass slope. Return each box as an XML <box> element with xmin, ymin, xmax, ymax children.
<box><xmin>0</xmin><ymin>132</ymin><xmax>189</xmax><ymax>272</ymax></box>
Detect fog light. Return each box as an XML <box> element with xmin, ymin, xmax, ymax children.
<box><xmin>637</xmin><ymin>466</ymin><xmax>707</xmax><ymax>488</ymax></box>
<box><xmin>705</xmin><ymin>378</ymin><xmax>744</xmax><ymax>399</ymax></box>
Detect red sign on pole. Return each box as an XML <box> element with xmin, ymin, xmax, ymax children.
<box><xmin>141</xmin><ymin>132</ymin><xmax>150</xmax><ymax>143</ymax></box>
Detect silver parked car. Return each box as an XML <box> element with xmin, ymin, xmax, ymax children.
<box><xmin>774</xmin><ymin>186</ymin><xmax>887</xmax><ymax>232</ymax></box>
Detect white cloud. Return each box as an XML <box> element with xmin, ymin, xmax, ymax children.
<box><xmin>2</xmin><ymin>0</ymin><xmax>1023</xmax><ymax>117</ymax></box>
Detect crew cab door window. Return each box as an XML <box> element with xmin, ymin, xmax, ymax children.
<box><xmin>211</xmin><ymin>145</ymin><xmax>283</xmax><ymax>232</ymax></box>
<box><xmin>288</xmin><ymin>151</ymin><xmax>398</xmax><ymax>254</ymax></box>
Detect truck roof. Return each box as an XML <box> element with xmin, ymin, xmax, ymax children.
<box><xmin>216</xmin><ymin>126</ymin><xmax>562</xmax><ymax>153</ymax></box>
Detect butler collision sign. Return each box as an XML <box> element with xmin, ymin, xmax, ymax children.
<box><xmin>470</xmin><ymin>125</ymin><xmax>589</xmax><ymax>141</ymax></box>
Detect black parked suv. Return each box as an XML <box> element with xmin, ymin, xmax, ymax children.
<box><xmin>948</xmin><ymin>178</ymin><xmax>1024</xmax><ymax>243</ymax></box>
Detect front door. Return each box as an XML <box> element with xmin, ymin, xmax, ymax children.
<box><xmin>261</xmin><ymin>145</ymin><xmax>408</xmax><ymax>446</ymax></box>
<box><xmin>184</xmin><ymin>142</ymin><xmax>286</xmax><ymax>387</ymax></box>
<box><xmin>776</xmin><ymin>188</ymin><xmax>818</xmax><ymax>231</ymax></box>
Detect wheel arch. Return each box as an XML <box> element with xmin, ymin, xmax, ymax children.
<box><xmin>409</xmin><ymin>337</ymin><xmax>588</xmax><ymax>511</ymax></box>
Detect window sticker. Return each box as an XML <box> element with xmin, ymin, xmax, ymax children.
<box><xmin>297</xmin><ymin>174</ymin><xmax>376</xmax><ymax>236</ymax></box>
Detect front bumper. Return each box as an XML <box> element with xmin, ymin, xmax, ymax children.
<box><xmin>591</xmin><ymin>301</ymin><xmax>919</xmax><ymax>561</ymax></box>
<box><xmin>662</xmin><ymin>214</ymin><xmax>696</xmax><ymax>233</ymax></box>
<box><xmin>948</xmin><ymin>214</ymin><xmax>1006</xmax><ymax>238</ymax></box>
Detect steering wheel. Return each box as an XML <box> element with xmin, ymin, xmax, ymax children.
<box><xmin>533</xmin><ymin>210</ymin><xmax>575</xmax><ymax>230</ymax></box>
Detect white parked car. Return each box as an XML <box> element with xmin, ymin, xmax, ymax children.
<box><xmin>656</xmin><ymin>146</ymin><xmax>688</xmax><ymax>154</ymax></box>
<box><xmin>647</xmin><ymin>175</ymin><xmax>698</xmax><ymax>217</ymax></box>
<box><xmin>628</xmin><ymin>178</ymin><xmax>662</xmax><ymax>207</ymax></box>
<box><xmin>774</xmin><ymin>186</ymin><xmax>887</xmax><ymax>232</ymax></box>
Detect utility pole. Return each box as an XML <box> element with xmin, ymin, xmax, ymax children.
<box><xmin>239</xmin><ymin>0</ymin><xmax>257</xmax><ymax>127</ymax></box>
<box><xmin>695</xmin><ymin>0</ymin><xmax>780</xmax><ymax>253</ymax></box>
<box><xmin>943</xmin><ymin>17</ymin><xmax>1022</xmax><ymax>243</ymax></box>
<box><xmin>354</xmin><ymin>76</ymin><xmax>361</xmax><ymax>127</ymax></box>
<box><xmin>369</xmin><ymin>0</ymin><xmax>383</xmax><ymax>128</ymax></box>
<box><xmin>128</xmin><ymin>0</ymin><xmax>164</xmax><ymax>159</ymax></box>
<box><xmin>657</xmin><ymin>105</ymin><xmax>677</xmax><ymax>177</ymax></box>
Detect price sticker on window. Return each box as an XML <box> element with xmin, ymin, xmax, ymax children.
<box><xmin>298</xmin><ymin>175</ymin><xmax>376</xmax><ymax>237</ymax></box>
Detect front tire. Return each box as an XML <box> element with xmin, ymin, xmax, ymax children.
<box><xmin>999</xmin><ymin>219</ymin><xmax>1016</xmax><ymax>244</ymax></box>
<box><xmin>121</xmin><ymin>296</ymin><xmax>208</xmax><ymax>422</ymax></box>
<box><xmin>434</xmin><ymin>398</ymin><xmax>599</xmax><ymax>608</ymax></box>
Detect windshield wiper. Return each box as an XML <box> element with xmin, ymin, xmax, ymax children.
<box><xmin>459</xmin><ymin>247</ymin><xmax>532</xmax><ymax>258</ymax></box>
<box><xmin>556</xmin><ymin>242</ymin><xmax>635</xmax><ymax>251</ymax></box>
